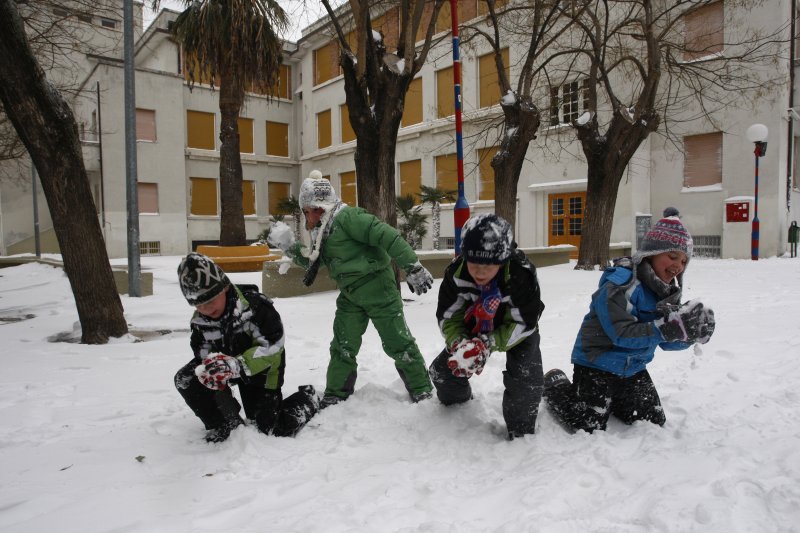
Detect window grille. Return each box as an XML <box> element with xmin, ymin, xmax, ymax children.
<box><xmin>139</xmin><ymin>241</ymin><xmax>161</xmax><ymax>256</ymax></box>
<box><xmin>693</xmin><ymin>235</ymin><xmax>721</xmax><ymax>258</ymax></box>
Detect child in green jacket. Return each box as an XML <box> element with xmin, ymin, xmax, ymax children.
<box><xmin>278</xmin><ymin>171</ymin><xmax>434</xmax><ymax>407</ymax></box>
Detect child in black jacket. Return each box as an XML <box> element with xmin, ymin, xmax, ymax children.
<box><xmin>174</xmin><ymin>253</ymin><xmax>318</xmax><ymax>443</ymax></box>
<box><xmin>429</xmin><ymin>215</ymin><xmax>545</xmax><ymax>439</ymax></box>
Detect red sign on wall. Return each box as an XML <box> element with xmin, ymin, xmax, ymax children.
<box><xmin>726</xmin><ymin>202</ymin><xmax>749</xmax><ymax>222</ymax></box>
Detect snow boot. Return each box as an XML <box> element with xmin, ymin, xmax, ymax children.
<box><xmin>273</xmin><ymin>385</ymin><xmax>319</xmax><ymax>437</ymax></box>
<box><xmin>205</xmin><ymin>417</ymin><xmax>244</xmax><ymax>443</ymax></box>
<box><xmin>543</xmin><ymin>369</ymin><xmax>570</xmax><ymax>397</ymax></box>
<box><xmin>319</xmin><ymin>393</ymin><xmax>347</xmax><ymax>409</ymax></box>
<box><xmin>410</xmin><ymin>390</ymin><xmax>433</xmax><ymax>403</ymax></box>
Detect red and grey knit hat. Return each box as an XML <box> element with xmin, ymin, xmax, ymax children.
<box><xmin>634</xmin><ymin>207</ymin><xmax>694</xmax><ymax>264</ymax></box>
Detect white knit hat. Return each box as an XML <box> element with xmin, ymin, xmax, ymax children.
<box><xmin>299</xmin><ymin>170</ymin><xmax>339</xmax><ymax>210</ymax></box>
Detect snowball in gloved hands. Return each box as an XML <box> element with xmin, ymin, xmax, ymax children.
<box><xmin>406</xmin><ymin>263</ymin><xmax>434</xmax><ymax>295</ymax></box>
<box><xmin>447</xmin><ymin>337</ymin><xmax>490</xmax><ymax>378</ymax></box>
<box><xmin>195</xmin><ymin>354</ymin><xmax>242</xmax><ymax>390</ymax></box>
<box><xmin>266</xmin><ymin>221</ymin><xmax>296</xmax><ymax>252</ymax></box>
<box><xmin>655</xmin><ymin>300</ymin><xmax>714</xmax><ymax>344</ymax></box>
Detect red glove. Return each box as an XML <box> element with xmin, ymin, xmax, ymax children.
<box><xmin>195</xmin><ymin>354</ymin><xmax>241</xmax><ymax>390</ymax></box>
<box><xmin>464</xmin><ymin>282</ymin><xmax>502</xmax><ymax>334</ymax></box>
<box><xmin>447</xmin><ymin>337</ymin><xmax>490</xmax><ymax>378</ymax></box>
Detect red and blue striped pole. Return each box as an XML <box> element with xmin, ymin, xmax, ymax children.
<box><xmin>745</xmin><ymin>123</ymin><xmax>768</xmax><ymax>261</ymax></box>
<box><xmin>450</xmin><ymin>0</ymin><xmax>470</xmax><ymax>253</ymax></box>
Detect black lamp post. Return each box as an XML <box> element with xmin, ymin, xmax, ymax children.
<box><xmin>745</xmin><ymin>124</ymin><xmax>768</xmax><ymax>261</ymax></box>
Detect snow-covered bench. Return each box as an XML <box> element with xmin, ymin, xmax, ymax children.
<box><xmin>196</xmin><ymin>244</ymin><xmax>282</xmax><ymax>273</ymax></box>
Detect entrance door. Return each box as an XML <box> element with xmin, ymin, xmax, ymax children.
<box><xmin>548</xmin><ymin>192</ymin><xmax>586</xmax><ymax>258</ymax></box>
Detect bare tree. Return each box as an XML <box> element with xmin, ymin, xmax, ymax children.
<box><xmin>0</xmin><ymin>0</ymin><xmax>128</xmax><ymax>343</ymax></box>
<box><xmin>548</xmin><ymin>0</ymin><xmax>785</xmax><ymax>268</ymax></box>
<box><xmin>318</xmin><ymin>0</ymin><xmax>447</xmax><ymax>227</ymax></box>
<box><xmin>458</xmin><ymin>0</ymin><xmax>582</xmax><ymax>226</ymax></box>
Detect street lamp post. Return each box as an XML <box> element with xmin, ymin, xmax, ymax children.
<box><xmin>745</xmin><ymin>123</ymin><xmax>768</xmax><ymax>261</ymax></box>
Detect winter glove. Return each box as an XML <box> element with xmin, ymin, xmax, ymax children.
<box><xmin>405</xmin><ymin>262</ymin><xmax>434</xmax><ymax>295</ymax></box>
<box><xmin>447</xmin><ymin>337</ymin><xmax>491</xmax><ymax>378</ymax></box>
<box><xmin>464</xmin><ymin>281</ymin><xmax>502</xmax><ymax>334</ymax></box>
<box><xmin>655</xmin><ymin>300</ymin><xmax>715</xmax><ymax>344</ymax></box>
<box><xmin>695</xmin><ymin>307</ymin><xmax>716</xmax><ymax>344</ymax></box>
<box><xmin>194</xmin><ymin>354</ymin><xmax>242</xmax><ymax>391</ymax></box>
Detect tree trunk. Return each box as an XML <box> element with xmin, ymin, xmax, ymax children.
<box><xmin>0</xmin><ymin>0</ymin><xmax>127</xmax><ymax>343</ymax></box>
<box><xmin>342</xmin><ymin>53</ymin><xmax>407</xmax><ymax>229</ymax></box>
<box><xmin>218</xmin><ymin>74</ymin><xmax>246</xmax><ymax>246</ymax></box>
<box><xmin>492</xmin><ymin>96</ymin><xmax>540</xmax><ymax>227</ymax></box>
<box><xmin>576</xmin><ymin>159</ymin><xmax>623</xmax><ymax>269</ymax></box>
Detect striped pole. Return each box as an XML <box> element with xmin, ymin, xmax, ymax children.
<box><xmin>450</xmin><ymin>0</ymin><xmax>470</xmax><ymax>253</ymax></box>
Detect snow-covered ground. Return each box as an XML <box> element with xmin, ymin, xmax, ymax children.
<box><xmin>0</xmin><ymin>255</ymin><xmax>799</xmax><ymax>532</ymax></box>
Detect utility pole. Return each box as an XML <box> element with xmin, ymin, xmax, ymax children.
<box><xmin>123</xmin><ymin>0</ymin><xmax>141</xmax><ymax>295</ymax></box>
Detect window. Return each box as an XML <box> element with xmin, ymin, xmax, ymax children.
<box><xmin>238</xmin><ymin>117</ymin><xmax>254</xmax><ymax>154</ymax></box>
<box><xmin>549</xmin><ymin>80</ymin><xmax>589</xmax><ymax>126</ymax></box>
<box><xmin>435</xmin><ymin>154</ymin><xmax>459</xmax><ymax>195</ymax></box>
<box><xmin>683</xmin><ymin>132</ymin><xmax>723</xmax><ymax>188</ymax></box>
<box><xmin>275</xmin><ymin>64</ymin><xmax>292</xmax><ymax>99</ymax></box>
<box><xmin>436</xmin><ymin>66</ymin><xmax>455</xmax><ymax>119</ymax></box>
<box><xmin>137</xmin><ymin>183</ymin><xmax>158</xmax><ymax>214</ymax></box>
<box><xmin>436</xmin><ymin>1</ymin><xmax>479</xmax><ymax>34</ymax></box>
<box><xmin>684</xmin><ymin>1</ymin><xmax>723</xmax><ymax>61</ymax></box>
<box><xmin>186</xmin><ymin>110</ymin><xmax>215</xmax><ymax>150</ymax></box>
<box><xmin>190</xmin><ymin>177</ymin><xmax>218</xmax><ymax>216</ymax></box>
<box><xmin>183</xmin><ymin>52</ymin><xmax>217</xmax><ymax>86</ymax></box>
<box><xmin>100</xmin><ymin>18</ymin><xmax>117</xmax><ymax>29</ymax></box>
<box><xmin>135</xmin><ymin>109</ymin><xmax>156</xmax><ymax>142</ymax></box>
<box><xmin>340</xmin><ymin>104</ymin><xmax>356</xmax><ymax>143</ymax></box>
<box><xmin>53</xmin><ymin>7</ymin><xmax>69</xmax><ymax>16</ymax></box>
<box><xmin>268</xmin><ymin>182</ymin><xmax>291</xmax><ymax>215</ymax></box>
<box><xmin>477</xmin><ymin>147</ymin><xmax>496</xmax><ymax>201</ymax></box>
<box><xmin>266</xmin><ymin>121</ymin><xmax>289</xmax><ymax>157</ymax></box>
<box><xmin>371</xmin><ymin>10</ymin><xmax>399</xmax><ymax>52</ymax></box>
<box><xmin>794</xmin><ymin>137</ymin><xmax>800</xmax><ymax>189</ymax></box>
<box><xmin>139</xmin><ymin>241</ymin><xmax>161</xmax><ymax>255</ymax></box>
<box><xmin>317</xmin><ymin>109</ymin><xmax>332</xmax><ymax>149</ymax></box>
<box><xmin>340</xmin><ymin>171</ymin><xmax>357</xmax><ymax>206</ymax></box>
<box><xmin>314</xmin><ymin>41</ymin><xmax>339</xmax><ymax>86</ymax></box>
<box><xmin>242</xmin><ymin>180</ymin><xmax>256</xmax><ymax>216</ymax></box>
<box><xmin>402</xmin><ymin>77</ymin><xmax>423</xmax><ymax>127</ymax></box>
<box><xmin>399</xmin><ymin>159</ymin><xmax>422</xmax><ymax>202</ymax></box>
<box><xmin>479</xmin><ymin>49</ymin><xmax>509</xmax><ymax>109</ymax></box>
<box><xmin>478</xmin><ymin>0</ymin><xmax>507</xmax><ymax>16</ymax></box>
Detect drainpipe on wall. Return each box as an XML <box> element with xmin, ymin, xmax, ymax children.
<box><xmin>788</xmin><ymin>0</ymin><xmax>796</xmax><ymax>211</ymax></box>
<box><xmin>97</xmin><ymin>81</ymin><xmax>106</xmax><ymax>233</ymax></box>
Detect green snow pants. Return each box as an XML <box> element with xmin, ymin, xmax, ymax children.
<box><xmin>325</xmin><ymin>270</ymin><xmax>433</xmax><ymax>400</ymax></box>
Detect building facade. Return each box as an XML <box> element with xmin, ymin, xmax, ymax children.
<box><xmin>2</xmin><ymin>0</ymin><xmax>799</xmax><ymax>259</ymax></box>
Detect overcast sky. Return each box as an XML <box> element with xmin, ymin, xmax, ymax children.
<box><xmin>143</xmin><ymin>0</ymin><xmax>329</xmax><ymax>42</ymax></box>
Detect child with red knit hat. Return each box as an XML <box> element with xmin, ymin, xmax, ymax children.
<box><xmin>544</xmin><ymin>208</ymin><xmax>715</xmax><ymax>433</ymax></box>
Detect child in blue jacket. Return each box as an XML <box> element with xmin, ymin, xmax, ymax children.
<box><xmin>544</xmin><ymin>208</ymin><xmax>715</xmax><ymax>433</ymax></box>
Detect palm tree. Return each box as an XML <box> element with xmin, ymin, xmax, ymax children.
<box><xmin>418</xmin><ymin>185</ymin><xmax>455</xmax><ymax>250</ymax></box>
<box><xmin>171</xmin><ymin>0</ymin><xmax>288</xmax><ymax>246</ymax></box>
<box><xmin>396</xmin><ymin>194</ymin><xmax>428</xmax><ymax>250</ymax></box>
<box><xmin>276</xmin><ymin>194</ymin><xmax>301</xmax><ymax>240</ymax></box>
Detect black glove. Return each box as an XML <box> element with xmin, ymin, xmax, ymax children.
<box><xmin>656</xmin><ymin>300</ymin><xmax>715</xmax><ymax>344</ymax></box>
<box><xmin>406</xmin><ymin>263</ymin><xmax>433</xmax><ymax>295</ymax></box>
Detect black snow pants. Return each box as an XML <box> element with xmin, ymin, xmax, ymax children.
<box><xmin>546</xmin><ymin>364</ymin><xmax>666</xmax><ymax>433</ymax></box>
<box><xmin>429</xmin><ymin>333</ymin><xmax>543</xmax><ymax>436</ymax></box>
<box><xmin>175</xmin><ymin>360</ymin><xmax>317</xmax><ymax>437</ymax></box>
